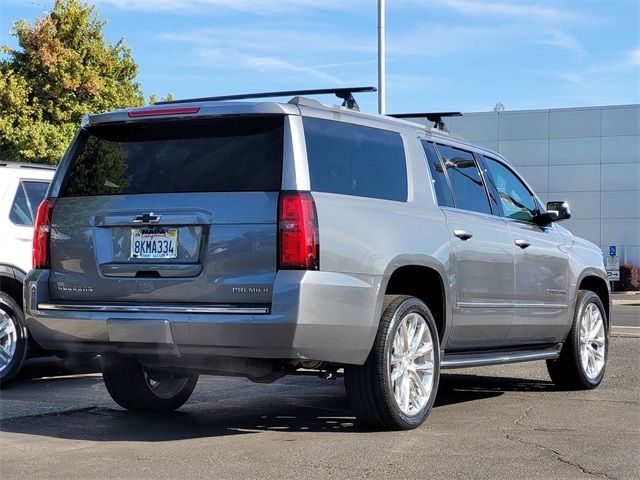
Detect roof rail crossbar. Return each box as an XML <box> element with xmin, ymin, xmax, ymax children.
<box><xmin>156</xmin><ymin>86</ymin><xmax>377</xmax><ymax>111</ymax></box>
<box><xmin>389</xmin><ymin>112</ymin><xmax>462</xmax><ymax>132</ymax></box>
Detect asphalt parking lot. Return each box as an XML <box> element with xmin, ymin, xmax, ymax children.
<box><xmin>1</xmin><ymin>325</ymin><xmax>639</xmax><ymax>479</ymax></box>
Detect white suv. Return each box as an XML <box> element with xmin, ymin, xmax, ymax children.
<box><xmin>0</xmin><ymin>161</ymin><xmax>55</xmax><ymax>385</ymax></box>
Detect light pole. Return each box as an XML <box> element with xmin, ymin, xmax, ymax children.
<box><xmin>378</xmin><ymin>0</ymin><xmax>386</xmax><ymax>114</ymax></box>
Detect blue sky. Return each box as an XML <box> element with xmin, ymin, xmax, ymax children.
<box><xmin>2</xmin><ymin>0</ymin><xmax>639</xmax><ymax>114</ymax></box>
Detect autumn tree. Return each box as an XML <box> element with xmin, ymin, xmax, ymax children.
<box><xmin>0</xmin><ymin>0</ymin><xmax>145</xmax><ymax>164</ymax></box>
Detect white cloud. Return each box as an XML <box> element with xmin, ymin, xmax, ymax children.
<box><xmin>93</xmin><ymin>0</ymin><xmax>369</xmax><ymax>14</ymax></box>
<box><xmin>192</xmin><ymin>46</ymin><xmax>344</xmax><ymax>84</ymax></box>
<box><xmin>431</xmin><ymin>0</ymin><xmax>590</xmax><ymax>23</ymax></box>
<box><xmin>244</xmin><ymin>56</ymin><xmax>343</xmax><ymax>84</ymax></box>
<box><xmin>535</xmin><ymin>31</ymin><xmax>584</xmax><ymax>55</ymax></box>
<box><xmin>158</xmin><ymin>28</ymin><xmax>376</xmax><ymax>55</ymax></box>
<box><xmin>584</xmin><ymin>47</ymin><xmax>640</xmax><ymax>75</ymax></box>
<box><xmin>157</xmin><ymin>26</ymin><xmax>376</xmax><ymax>84</ymax></box>
<box><xmin>310</xmin><ymin>59</ymin><xmax>379</xmax><ymax>70</ymax></box>
<box><xmin>388</xmin><ymin>23</ymin><xmax>522</xmax><ymax>56</ymax></box>
<box><xmin>625</xmin><ymin>48</ymin><xmax>640</xmax><ymax>67</ymax></box>
<box><xmin>534</xmin><ymin>47</ymin><xmax>640</xmax><ymax>86</ymax></box>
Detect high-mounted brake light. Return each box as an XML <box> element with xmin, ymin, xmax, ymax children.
<box><xmin>127</xmin><ymin>106</ymin><xmax>200</xmax><ymax>118</ymax></box>
<box><xmin>33</xmin><ymin>198</ymin><xmax>55</xmax><ymax>269</ymax></box>
<box><xmin>278</xmin><ymin>191</ymin><xmax>319</xmax><ymax>270</ymax></box>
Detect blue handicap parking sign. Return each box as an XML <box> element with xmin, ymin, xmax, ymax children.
<box><xmin>609</xmin><ymin>245</ymin><xmax>617</xmax><ymax>256</ymax></box>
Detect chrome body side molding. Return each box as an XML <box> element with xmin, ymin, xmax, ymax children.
<box><xmin>37</xmin><ymin>303</ymin><xmax>270</xmax><ymax>315</ymax></box>
<box><xmin>457</xmin><ymin>302</ymin><xmax>568</xmax><ymax>309</ymax></box>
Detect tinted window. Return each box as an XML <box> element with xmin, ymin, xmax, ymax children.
<box><xmin>304</xmin><ymin>117</ymin><xmax>407</xmax><ymax>202</ymax></box>
<box><xmin>9</xmin><ymin>184</ymin><xmax>32</xmax><ymax>225</ymax></box>
<box><xmin>421</xmin><ymin>140</ymin><xmax>454</xmax><ymax>207</ymax></box>
<box><xmin>61</xmin><ymin>116</ymin><xmax>284</xmax><ymax>197</ymax></box>
<box><xmin>436</xmin><ymin>144</ymin><xmax>491</xmax><ymax>214</ymax></box>
<box><xmin>9</xmin><ymin>181</ymin><xmax>49</xmax><ymax>226</ymax></box>
<box><xmin>24</xmin><ymin>181</ymin><xmax>49</xmax><ymax>212</ymax></box>
<box><xmin>482</xmin><ymin>156</ymin><xmax>539</xmax><ymax>222</ymax></box>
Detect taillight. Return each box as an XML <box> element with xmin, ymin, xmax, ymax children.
<box><xmin>33</xmin><ymin>198</ymin><xmax>55</xmax><ymax>269</ymax></box>
<box><xmin>127</xmin><ymin>106</ymin><xmax>200</xmax><ymax>117</ymax></box>
<box><xmin>278</xmin><ymin>191</ymin><xmax>319</xmax><ymax>270</ymax></box>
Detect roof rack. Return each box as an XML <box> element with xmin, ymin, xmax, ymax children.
<box><xmin>156</xmin><ymin>86</ymin><xmax>377</xmax><ymax>111</ymax></box>
<box><xmin>389</xmin><ymin>112</ymin><xmax>462</xmax><ymax>132</ymax></box>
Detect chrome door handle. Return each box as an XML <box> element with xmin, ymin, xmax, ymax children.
<box><xmin>453</xmin><ymin>229</ymin><xmax>473</xmax><ymax>240</ymax></box>
<box><xmin>515</xmin><ymin>239</ymin><xmax>531</xmax><ymax>249</ymax></box>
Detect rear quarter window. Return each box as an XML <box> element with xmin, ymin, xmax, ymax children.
<box><xmin>303</xmin><ymin>117</ymin><xmax>407</xmax><ymax>202</ymax></box>
<box><xmin>60</xmin><ymin>116</ymin><xmax>284</xmax><ymax>197</ymax></box>
<box><xmin>421</xmin><ymin>140</ymin><xmax>454</xmax><ymax>208</ymax></box>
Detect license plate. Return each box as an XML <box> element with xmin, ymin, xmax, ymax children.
<box><xmin>130</xmin><ymin>228</ymin><xmax>178</xmax><ymax>259</ymax></box>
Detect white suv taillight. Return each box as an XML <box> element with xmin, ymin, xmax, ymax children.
<box><xmin>278</xmin><ymin>191</ymin><xmax>319</xmax><ymax>270</ymax></box>
<box><xmin>33</xmin><ymin>198</ymin><xmax>55</xmax><ymax>269</ymax></box>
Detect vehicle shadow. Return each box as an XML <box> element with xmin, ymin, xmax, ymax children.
<box><xmin>0</xmin><ymin>369</ymin><xmax>554</xmax><ymax>442</ymax></box>
<box><xmin>438</xmin><ymin>372</ymin><xmax>555</xmax><ymax>394</ymax></box>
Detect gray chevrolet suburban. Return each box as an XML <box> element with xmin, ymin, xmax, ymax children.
<box><xmin>24</xmin><ymin>88</ymin><xmax>610</xmax><ymax>430</ymax></box>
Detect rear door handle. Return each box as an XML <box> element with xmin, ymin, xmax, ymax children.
<box><xmin>453</xmin><ymin>229</ymin><xmax>473</xmax><ymax>241</ymax></box>
<box><xmin>515</xmin><ymin>239</ymin><xmax>531</xmax><ymax>249</ymax></box>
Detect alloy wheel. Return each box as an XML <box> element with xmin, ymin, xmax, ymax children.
<box><xmin>579</xmin><ymin>302</ymin><xmax>606</xmax><ymax>380</ymax></box>
<box><xmin>0</xmin><ymin>309</ymin><xmax>18</xmax><ymax>373</ymax></box>
<box><xmin>389</xmin><ymin>312</ymin><xmax>435</xmax><ymax>416</ymax></box>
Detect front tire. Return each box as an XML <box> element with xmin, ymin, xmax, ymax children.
<box><xmin>0</xmin><ymin>292</ymin><xmax>28</xmax><ymax>388</ymax></box>
<box><xmin>345</xmin><ymin>295</ymin><xmax>441</xmax><ymax>430</ymax></box>
<box><xmin>101</xmin><ymin>353</ymin><xmax>198</xmax><ymax>412</ymax></box>
<box><xmin>547</xmin><ymin>290</ymin><xmax>608</xmax><ymax>390</ymax></box>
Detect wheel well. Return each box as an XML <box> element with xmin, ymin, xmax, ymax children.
<box><xmin>385</xmin><ymin>266</ymin><xmax>446</xmax><ymax>340</ymax></box>
<box><xmin>0</xmin><ymin>275</ymin><xmax>23</xmax><ymax>308</ymax></box>
<box><xmin>579</xmin><ymin>276</ymin><xmax>610</xmax><ymax>322</ymax></box>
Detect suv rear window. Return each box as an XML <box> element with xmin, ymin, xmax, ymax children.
<box><xmin>60</xmin><ymin>116</ymin><xmax>284</xmax><ymax>197</ymax></box>
<box><xmin>303</xmin><ymin>117</ymin><xmax>407</xmax><ymax>202</ymax></box>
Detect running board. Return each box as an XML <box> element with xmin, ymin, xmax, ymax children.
<box><xmin>441</xmin><ymin>344</ymin><xmax>562</xmax><ymax>369</ymax></box>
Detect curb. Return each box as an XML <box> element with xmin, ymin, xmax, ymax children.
<box><xmin>611</xmin><ymin>326</ymin><xmax>640</xmax><ymax>338</ymax></box>
<box><xmin>612</xmin><ymin>293</ymin><xmax>640</xmax><ymax>307</ymax></box>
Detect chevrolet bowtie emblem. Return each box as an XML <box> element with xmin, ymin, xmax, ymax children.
<box><xmin>133</xmin><ymin>212</ymin><xmax>161</xmax><ymax>224</ymax></box>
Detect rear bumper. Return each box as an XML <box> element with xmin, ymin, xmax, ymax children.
<box><xmin>24</xmin><ymin>269</ymin><xmax>382</xmax><ymax>365</ymax></box>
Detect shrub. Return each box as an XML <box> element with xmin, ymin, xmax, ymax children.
<box><xmin>617</xmin><ymin>263</ymin><xmax>640</xmax><ymax>291</ymax></box>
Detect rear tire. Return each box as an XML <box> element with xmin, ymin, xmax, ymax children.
<box><xmin>0</xmin><ymin>292</ymin><xmax>28</xmax><ymax>388</ymax></box>
<box><xmin>101</xmin><ymin>353</ymin><xmax>198</xmax><ymax>412</ymax></box>
<box><xmin>547</xmin><ymin>290</ymin><xmax>608</xmax><ymax>390</ymax></box>
<box><xmin>344</xmin><ymin>295</ymin><xmax>440</xmax><ymax>430</ymax></box>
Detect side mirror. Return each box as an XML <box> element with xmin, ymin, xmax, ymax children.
<box><xmin>532</xmin><ymin>201</ymin><xmax>571</xmax><ymax>226</ymax></box>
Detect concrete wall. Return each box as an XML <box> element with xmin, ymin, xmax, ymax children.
<box><xmin>438</xmin><ymin>105</ymin><xmax>639</xmax><ymax>264</ymax></box>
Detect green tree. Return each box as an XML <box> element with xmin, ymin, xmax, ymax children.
<box><xmin>148</xmin><ymin>93</ymin><xmax>175</xmax><ymax>105</ymax></box>
<box><xmin>0</xmin><ymin>0</ymin><xmax>145</xmax><ymax>164</ymax></box>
